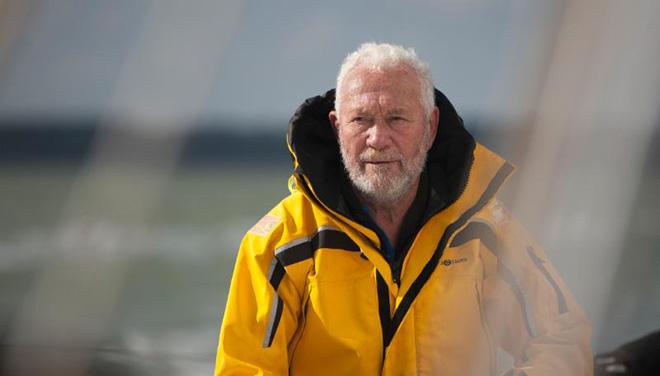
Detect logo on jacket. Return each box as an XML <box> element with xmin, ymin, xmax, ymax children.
<box><xmin>442</xmin><ymin>257</ymin><xmax>467</xmax><ymax>267</ymax></box>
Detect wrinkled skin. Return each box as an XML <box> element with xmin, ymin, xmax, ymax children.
<box><xmin>329</xmin><ymin>65</ymin><xmax>439</xmax><ymax>207</ymax></box>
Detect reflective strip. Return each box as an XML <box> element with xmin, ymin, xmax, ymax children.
<box><xmin>275</xmin><ymin>227</ymin><xmax>359</xmax><ymax>266</ymax></box>
<box><xmin>527</xmin><ymin>246</ymin><xmax>569</xmax><ymax>314</ymax></box>
<box><xmin>450</xmin><ymin>220</ymin><xmax>497</xmax><ymax>249</ymax></box>
<box><xmin>376</xmin><ymin>272</ymin><xmax>391</xmax><ymax>357</ymax></box>
<box><xmin>266</xmin><ymin>258</ymin><xmax>286</xmax><ymax>291</ymax></box>
<box><xmin>275</xmin><ymin>236</ymin><xmax>312</xmax><ymax>256</ymax></box>
<box><xmin>316</xmin><ymin>224</ymin><xmax>341</xmax><ymax>233</ymax></box>
<box><xmin>273</xmin><ymin>224</ymin><xmax>341</xmax><ymax>255</ymax></box>
<box><xmin>262</xmin><ymin>293</ymin><xmax>283</xmax><ymax>348</ymax></box>
<box><xmin>497</xmin><ymin>262</ymin><xmax>538</xmax><ymax>338</ymax></box>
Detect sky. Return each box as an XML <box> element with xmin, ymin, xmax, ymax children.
<box><xmin>0</xmin><ymin>0</ymin><xmax>563</xmax><ymax>128</ymax></box>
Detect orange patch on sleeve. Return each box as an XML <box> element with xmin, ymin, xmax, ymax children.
<box><xmin>248</xmin><ymin>214</ymin><xmax>281</xmax><ymax>236</ymax></box>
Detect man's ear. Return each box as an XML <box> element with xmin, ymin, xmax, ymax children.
<box><xmin>427</xmin><ymin>106</ymin><xmax>439</xmax><ymax>149</ymax></box>
<box><xmin>329</xmin><ymin>110</ymin><xmax>339</xmax><ymax>136</ymax></box>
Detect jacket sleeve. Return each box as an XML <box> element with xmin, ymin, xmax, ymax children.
<box><xmin>479</xmin><ymin>200</ymin><xmax>593</xmax><ymax>376</ymax></box>
<box><xmin>214</xmin><ymin>220</ymin><xmax>305</xmax><ymax>375</ymax></box>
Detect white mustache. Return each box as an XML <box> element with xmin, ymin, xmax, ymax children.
<box><xmin>359</xmin><ymin>149</ymin><xmax>402</xmax><ymax>162</ymax></box>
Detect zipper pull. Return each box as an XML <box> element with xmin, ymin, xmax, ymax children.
<box><xmin>392</xmin><ymin>264</ymin><xmax>401</xmax><ymax>286</ymax></box>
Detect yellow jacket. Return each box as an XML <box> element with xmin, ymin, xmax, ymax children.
<box><xmin>215</xmin><ymin>90</ymin><xmax>592</xmax><ymax>375</ymax></box>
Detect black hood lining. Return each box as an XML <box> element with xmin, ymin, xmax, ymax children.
<box><xmin>287</xmin><ymin>88</ymin><xmax>475</xmax><ymax>219</ymax></box>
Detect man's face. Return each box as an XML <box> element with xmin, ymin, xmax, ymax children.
<box><xmin>330</xmin><ymin>65</ymin><xmax>438</xmax><ymax>205</ymax></box>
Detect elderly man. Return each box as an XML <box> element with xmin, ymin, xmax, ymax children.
<box><xmin>215</xmin><ymin>43</ymin><xmax>592</xmax><ymax>375</ymax></box>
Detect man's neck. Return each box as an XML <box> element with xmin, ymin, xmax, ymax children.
<box><xmin>357</xmin><ymin>179</ymin><xmax>420</xmax><ymax>247</ymax></box>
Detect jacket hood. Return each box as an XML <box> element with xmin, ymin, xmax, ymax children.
<box><xmin>286</xmin><ymin>88</ymin><xmax>476</xmax><ymax>217</ymax></box>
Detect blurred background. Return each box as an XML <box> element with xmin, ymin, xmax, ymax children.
<box><xmin>0</xmin><ymin>0</ymin><xmax>658</xmax><ymax>374</ymax></box>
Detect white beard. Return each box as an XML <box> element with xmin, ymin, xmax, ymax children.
<box><xmin>339</xmin><ymin>127</ymin><xmax>430</xmax><ymax>205</ymax></box>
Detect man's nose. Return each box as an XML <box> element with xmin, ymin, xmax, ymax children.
<box><xmin>365</xmin><ymin>122</ymin><xmax>391</xmax><ymax>150</ymax></box>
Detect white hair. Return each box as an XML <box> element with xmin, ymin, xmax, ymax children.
<box><xmin>334</xmin><ymin>42</ymin><xmax>435</xmax><ymax>118</ymax></box>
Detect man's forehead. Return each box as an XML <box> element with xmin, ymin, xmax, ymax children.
<box><xmin>341</xmin><ymin>65</ymin><xmax>419</xmax><ymax>93</ymax></box>
<box><xmin>343</xmin><ymin>95</ymin><xmax>412</xmax><ymax>114</ymax></box>
<box><xmin>339</xmin><ymin>68</ymin><xmax>421</xmax><ymax>113</ymax></box>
